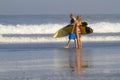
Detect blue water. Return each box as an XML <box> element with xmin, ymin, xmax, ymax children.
<box><xmin>0</xmin><ymin>15</ymin><xmax>68</xmax><ymax>25</ymax></box>
<box><xmin>0</xmin><ymin>14</ymin><xmax>120</xmax><ymax>43</ymax></box>
<box><xmin>0</xmin><ymin>14</ymin><xmax>120</xmax><ymax>25</ymax></box>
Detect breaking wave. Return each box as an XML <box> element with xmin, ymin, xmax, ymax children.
<box><xmin>0</xmin><ymin>22</ymin><xmax>120</xmax><ymax>43</ymax></box>
<box><xmin>0</xmin><ymin>22</ymin><xmax>120</xmax><ymax>34</ymax></box>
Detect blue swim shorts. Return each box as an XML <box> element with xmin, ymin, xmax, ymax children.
<box><xmin>69</xmin><ymin>33</ymin><xmax>76</xmax><ymax>39</ymax></box>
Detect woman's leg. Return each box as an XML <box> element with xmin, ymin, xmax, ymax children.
<box><xmin>76</xmin><ymin>33</ymin><xmax>80</xmax><ymax>48</ymax></box>
<box><xmin>79</xmin><ymin>37</ymin><xmax>82</xmax><ymax>48</ymax></box>
<box><xmin>79</xmin><ymin>34</ymin><xmax>82</xmax><ymax>48</ymax></box>
<box><xmin>74</xmin><ymin>39</ymin><xmax>78</xmax><ymax>48</ymax></box>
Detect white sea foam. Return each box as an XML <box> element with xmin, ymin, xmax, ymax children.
<box><xmin>90</xmin><ymin>22</ymin><xmax>120</xmax><ymax>33</ymax></box>
<box><xmin>0</xmin><ymin>22</ymin><xmax>120</xmax><ymax>34</ymax></box>
<box><xmin>0</xmin><ymin>23</ymin><xmax>65</xmax><ymax>34</ymax></box>
<box><xmin>0</xmin><ymin>35</ymin><xmax>120</xmax><ymax>43</ymax></box>
<box><xmin>0</xmin><ymin>22</ymin><xmax>120</xmax><ymax>43</ymax></box>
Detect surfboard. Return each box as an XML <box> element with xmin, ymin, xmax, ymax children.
<box><xmin>53</xmin><ymin>22</ymin><xmax>93</xmax><ymax>38</ymax></box>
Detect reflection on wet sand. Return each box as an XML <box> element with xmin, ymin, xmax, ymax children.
<box><xmin>65</xmin><ymin>49</ymin><xmax>88</xmax><ymax>74</ymax></box>
<box><xmin>75</xmin><ymin>49</ymin><xmax>82</xmax><ymax>74</ymax></box>
<box><xmin>75</xmin><ymin>49</ymin><xmax>89</xmax><ymax>74</ymax></box>
<box><xmin>68</xmin><ymin>48</ymin><xmax>89</xmax><ymax>74</ymax></box>
<box><xmin>54</xmin><ymin>48</ymin><xmax>89</xmax><ymax>74</ymax></box>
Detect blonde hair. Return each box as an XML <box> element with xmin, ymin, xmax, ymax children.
<box><xmin>76</xmin><ymin>15</ymin><xmax>81</xmax><ymax>21</ymax></box>
<box><xmin>70</xmin><ymin>13</ymin><xmax>75</xmax><ymax>17</ymax></box>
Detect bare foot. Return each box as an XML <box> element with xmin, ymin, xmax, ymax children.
<box><xmin>75</xmin><ymin>47</ymin><xmax>78</xmax><ymax>48</ymax></box>
<box><xmin>76</xmin><ymin>46</ymin><xmax>82</xmax><ymax>49</ymax></box>
<box><xmin>64</xmin><ymin>46</ymin><xmax>69</xmax><ymax>48</ymax></box>
<box><xmin>78</xmin><ymin>47</ymin><xmax>82</xmax><ymax>49</ymax></box>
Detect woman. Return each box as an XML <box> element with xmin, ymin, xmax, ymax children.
<box><xmin>72</xmin><ymin>15</ymin><xmax>82</xmax><ymax>48</ymax></box>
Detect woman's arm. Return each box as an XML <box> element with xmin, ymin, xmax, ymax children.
<box><xmin>71</xmin><ymin>21</ymin><xmax>76</xmax><ymax>33</ymax></box>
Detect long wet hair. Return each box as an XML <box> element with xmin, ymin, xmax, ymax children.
<box><xmin>76</xmin><ymin>15</ymin><xmax>81</xmax><ymax>22</ymax></box>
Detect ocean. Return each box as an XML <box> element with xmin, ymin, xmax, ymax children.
<box><xmin>0</xmin><ymin>14</ymin><xmax>120</xmax><ymax>43</ymax></box>
<box><xmin>0</xmin><ymin>14</ymin><xmax>120</xmax><ymax>80</ymax></box>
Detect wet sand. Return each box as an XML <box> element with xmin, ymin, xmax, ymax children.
<box><xmin>0</xmin><ymin>42</ymin><xmax>120</xmax><ymax>80</ymax></box>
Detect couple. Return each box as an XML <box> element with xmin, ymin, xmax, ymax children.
<box><xmin>64</xmin><ymin>13</ymin><xmax>82</xmax><ymax>48</ymax></box>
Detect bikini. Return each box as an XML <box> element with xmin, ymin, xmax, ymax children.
<box><xmin>78</xmin><ymin>29</ymin><xmax>81</xmax><ymax>33</ymax></box>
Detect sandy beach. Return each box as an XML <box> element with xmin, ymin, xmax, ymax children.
<box><xmin>0</xmin><ymin>41</ymin><xmax>120</xmax><ymax>80</ymax></box>
<box><xmin>0</xmin><ymin>14</ymin><xmax>120</xmax><ymax>80</ymax></box>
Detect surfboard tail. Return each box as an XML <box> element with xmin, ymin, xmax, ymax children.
<box><xmin>53</xmin><ymin>30</ymin><xmax>69</xmax><ymax>38</ymax></box>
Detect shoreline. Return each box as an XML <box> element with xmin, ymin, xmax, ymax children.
<box><xmin>0</xmin><ymin>41</ymin><xmax>120</xmax><ymax>80</ymax></box>
<box><xmin>0</xmin><ymin>41</ymin><xmax>120</xmax><ymax>49</ymax></box>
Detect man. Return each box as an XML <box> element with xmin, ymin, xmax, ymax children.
<box><xmin>64</xmin><ymin>13</ymin><xmax>76</xmax><ymax>48</ymax></box>
<box><xmin>70</xmin><ymin>13</ymin><xmax>76</xmax><ymax>25</ymax></box>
